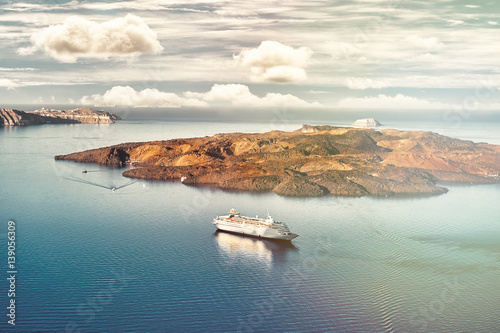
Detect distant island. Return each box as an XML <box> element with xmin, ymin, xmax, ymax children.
<box><xmin>0</xmin><ymin>107</ymin><xmax>120</xmax><ymax>126</ymax></box>
<box><xmin>55</xmin><ymin>125</ymin><xmax>500</xmax><ymax>197</ymax></box>
<box><xmin>352</xmin><ymin>118</ymin><xmax>382</xmax><ymax>127</ymax></box>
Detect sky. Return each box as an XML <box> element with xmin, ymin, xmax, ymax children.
<box><xmin>1</xmin><ymin>0</ymin><xmax>500</xmax><ymax>114</ymax></box>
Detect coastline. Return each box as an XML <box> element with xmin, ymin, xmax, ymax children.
<box><xmin>0</xmin><ymin>107</ymin><xmax>120</xmax><ymax>126</ymax></box>
<box><xmin>55</xmin><ymin>125</ymin><xmax>500</xmax><ymax>197</ymax></box>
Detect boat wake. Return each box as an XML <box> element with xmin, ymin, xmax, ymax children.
<box><xmin>64</xmin><ymin>176</ymin><xmax>138</xmax><ymax>191</ymax></box>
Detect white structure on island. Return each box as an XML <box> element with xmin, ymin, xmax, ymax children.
<box><xmin>352</xmin><ymin>118</ymin><xmax>382</xmax><ymax>128</ymax></box>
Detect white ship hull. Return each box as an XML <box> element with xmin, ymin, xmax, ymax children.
<box><xmin>213</xmin><ymin>210</ymin><xmax>298</xmax><ymax>241</ymax></box>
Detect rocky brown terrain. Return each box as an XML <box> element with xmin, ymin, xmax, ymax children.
<box><xmin>0</xmin><ymin>108</ymin><xmax>48</xmax><ymax>126</ymax></box>
<box><xmin>55</xmin><ymin>125</ymin><xmax>500</xmax><ymax>197</ymax></box>
<box><xmin>0</xmin><ymin>107</ymin><xmax>120</xmax><ymax>126</ymax></box>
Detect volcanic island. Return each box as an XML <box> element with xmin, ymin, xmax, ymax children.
<box><xmin>55</xmin><ymin>125</ymin><xmax>500</xmax><ymax>197</ymax></box>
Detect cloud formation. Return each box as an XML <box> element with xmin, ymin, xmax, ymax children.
<box><xmin>447</xmin><ymin>19</ymin><xmax>465</xmax><ymax>26</ymax></box>
<box><xmin>346</xmin><ymin>77</ymin><xmax>389</xmax><ymax>90</ymax></box>
<box><xmin>336</xmin><ymin>94</ymin><xmax>456</xmax><ymax>110</ymax></box>
<box><xmin>235</xmin><ymin>41</ymin><xmax>312</xmax><ymax>83</ymax></box>
<box><xmin>0</xmin><ymin>79</ymin><xmax>18</xmax><ymax>89</ymax></box>
<box><xmin>3</xmin><ymin>0</ymin><xmax>500</xmax><ymax>106</ymax></box>
<box><xmin>0</xmin><ymin>67</ymin><xmax>37</xmax><ymax>71</ymax></box>
<box><xmin>81</xmin><ymin>84</ymin><xmax>320</xmax><ymax>108</ymax></box>
<box><xmin>17</xmin><ymin>14</ymin><xmax>163</xmax><ymax>62</ymax></box>
<box><xmin>80</xmin><ymin>86</ymin><xmax>207</xmax><ymax>108</ymax></box>
<box><xmin>186</xmin><ymin>84</ymin><xmax>320</xmax><ymax>107</ymax></box>
<box><xmin>405</xmin><ymin>35</ymin><xmax>443</xmax><ymax>50</ymax></box>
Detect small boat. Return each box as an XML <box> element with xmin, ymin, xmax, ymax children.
<box><xmin>82</xmin><ymin>170</ymin><xmax>87</xmax><ymax>173</ymax></box>
<box><xmin>213</xmin><ymin>209</ymin><xmax>298</xmax><ymax>241</ymax></box>
<box><xmin>180</xmin><ymin>176</ymin><xmax>187</xmax><ymax>183</ymax></box>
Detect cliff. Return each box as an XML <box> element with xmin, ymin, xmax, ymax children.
<box><xmin>55</xmin><ymin>125</ymin><xmax>500</xmax><ymax>197</ymax></box>
<box><xmin>0</xmin><ymin>108</ymin><xmax>48</xmax><ymax>126</ymax></box>
<box><xmin>32</xmin><ymin>107</ymin><xmax>120</xmax><ymax>124</ymax></box>
<box><xmin>0</xmin><ymin>107</ymin><xmax>120</xmax><ymax>126</ymax></box>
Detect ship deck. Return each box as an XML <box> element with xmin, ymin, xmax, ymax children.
<box><xmin>220</xmin><ymin>216</ymin><xmax>270</xmax><ymax>226</ymax></box>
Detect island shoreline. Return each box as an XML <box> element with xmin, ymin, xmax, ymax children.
<box><xmin>55</xmin><ymin>125</ymin><xmax>500</xmax><ymax>197</ymax></box>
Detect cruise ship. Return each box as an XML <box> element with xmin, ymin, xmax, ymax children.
<box><xmin>212</xmin><ymin>209</ymin><xmax>298</xmax><ymax>241</ymax></box>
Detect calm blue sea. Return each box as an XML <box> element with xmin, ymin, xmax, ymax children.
<box><xmin>0</xmin><ymin>120</ymin><xmax>499</xmax><ymax>332</ymax></box>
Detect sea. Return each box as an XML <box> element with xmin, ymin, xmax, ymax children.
<box><xmin>0</xmin><ymin>115</ymin><xmax>499</xmax><ymax>332</ymax></box>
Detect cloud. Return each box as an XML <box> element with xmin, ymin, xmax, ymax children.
<box><xmin>308</xmin><ymin>90</ymin><xmax>330</xmax><ymax>94</ymax></box>
<box><xmin>17</xmin><ymin>14</ymin><xmax>163</xmax><ymax>63</ymax></box>
<box><xmin>5</xmin><ymin>0</ymin><xmax>500</xmax><ymax>100</ymax></box>
<box><xmin>405</xmin><ymin>35</ymin><xmax>443</xmax><ymax>49</ymax></box>
<box><xmin>80</xmin><ymin>86</ymin><xmax>207</xmax><ymax>107</ymax></box>
<box><xmin>185</xmin><ymin>84</ymin><xmax>320</xmax><ymax>107</ymax></box>
<box><xmin>0</xmin><ymin>67</ymin><xmax>37</xmax><ymax>71</ymax></box>
<box><xmin>346</xmin><ymin>77</ymin><xmax>389</xmax><ymax>90</ymax></box>
<box><xmin>0</xmin><ymin>79</ymin><xmax>19</xmax><ymax>89</ymax></box>
<box><xmin>336</xmin><ymin>94</ymin><xmax>456</xmax><ymax>110</ymax></box>
<box><xmin>234</xmin><ymin>41</ymin><xmax>312</xmax><ymax>82</ymax></box>
<box><xmin>81</xmin><ymin>84</ymin><xmax>320</xmax><ymax>108</ymax></box>
<box><xmin>447</xmin><ymin>19</ymin><xmax>465</xmax><ymax>26</ymax></box>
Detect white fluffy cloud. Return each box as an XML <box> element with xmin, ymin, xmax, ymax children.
<box><xmin>17</xmin><ymin>14</ymin><xmax>163</xmax><ymax>62</ymax></box>
<box><xmin>346</xmin><ymin>77</ymin><xmax>389</xmax><ymax>90</ymax></box>
<box><xmin>81</xmin><ymin>84</ymin><xmax>320</xmax><ymax>108</ymax></box>
<box><xmin>447</xmin><ymin>19</ymin><xmax>465</xmax><ymax>26</ymax></box>
<box><xmin>0</xmin><ymin>79</ymin><xmax>19</xmax><ymax>89</ymax></box>
<box><xmin>186</xmin><ymin>84</ymin><xmax>320</xmax><ymax>107</ymax></box>
<box><xmin>405</xmin><ymin>35</ymin><xmax>443</xmax><ymax>49</ymax></box>
<box><xmin>80</xmin><ymin>86</ymin><xmax>207</xmax><ymax>107</ymax></box>
<box><xmin>336</xmin><ymin>94</ymin><xmax>456</xmax><ymax>110</ymax></box>
<box><xmin>234</xmin><ymin>41</ymin><xmax>312</xmax><ymax>83</ymax></box>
